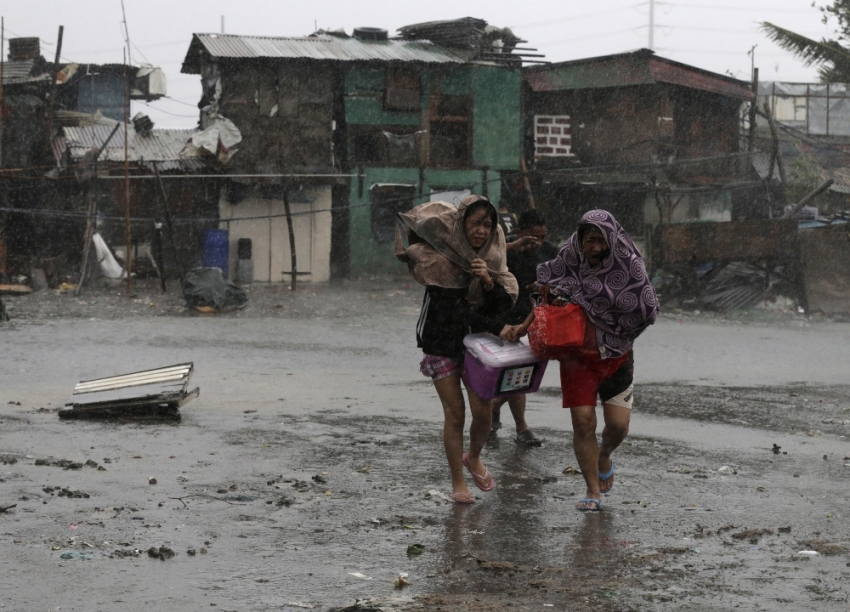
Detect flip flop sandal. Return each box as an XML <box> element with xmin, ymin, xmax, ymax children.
<box><xmin>461</xmin><ymin>452</ymin><xmax>495</xmax><ymax>492</ymax></box>
<box><xmin>598</xmin><ymin>463</ymin><xmax>615</xmax><ymax>494</ymax></box>
<box><xmin>514</xmin><ymin>429</ymin><xmax>542</xmax><ymax>447</ymax></box>
<box><xmin>451</xmin><ymin>492</ymin><xmax>475</xmax><ymax>505</ymax></box>
<box><xmin>576</xmin><ymin>497</ymin><xmax>602</xmax><ymax>512</ymax></box>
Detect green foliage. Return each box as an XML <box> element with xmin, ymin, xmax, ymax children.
<box><xmin>786</xmin><ymin>152</ymin><xmax>823</xmax><ymax>203</ymax></box>
<box><xmin>761</xmin><ymin>2</ymin><xmax>850</xmax><ymax>82</ymax></box>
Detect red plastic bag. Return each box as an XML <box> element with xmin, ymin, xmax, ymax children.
<box><xmin>527</xmin><ymin>288</ymin><xmax>586</xmax><ymax>360</ymax></box>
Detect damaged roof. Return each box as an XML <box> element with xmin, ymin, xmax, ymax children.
<box><xmin>0</xmin><ymin>58</ymin><xmax>51</xmax><ymax>85</ymax></box>
<box><xmin>181</xmin><ymin>32</ymin><xmax>470</xmax><ymax>73</ymax></box>
<box><xmin>524</xmin><ymin>49</ymin><xmax>754</xmax><ymax>100</ymax></box>
<box><xmin>62</xmin><ymin>123</ymin><xmax>205</xmax><ymax>172</ymax></box>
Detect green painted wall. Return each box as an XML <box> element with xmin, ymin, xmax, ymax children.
<box><xmin>348</xmin><ymin>167</ymin><xmax>503</xmax><ymax>276</ymax></box>
<box><xmin>342</xmin><ymin>64</ymin><xmax>519</xmax><ymax>276</ymax></box>
<box><xmin>472</xmin><ymin>66</ymin><xmax>522</xmax><ymax>170</ymax></box>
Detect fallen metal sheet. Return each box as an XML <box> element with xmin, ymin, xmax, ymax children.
<box><xmin>799</xmin><ymin>227</ymin><xmax>850</xmax><ymax>314</ymax></box>
<box><xmin>60</xmin><ymin>363</ymin><xmax>198</xmax><ymax>420</ymax></box>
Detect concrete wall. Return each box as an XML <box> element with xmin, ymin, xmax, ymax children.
<box><xmin>219</xmin><ymin>185</ymin><xmax>332</xmax><ymax>283</ymax></box>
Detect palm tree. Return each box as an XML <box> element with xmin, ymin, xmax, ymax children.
<box><xmin>761</xmin><ymin>22</ymin><xmax>850</xmax><ymax>81</ymax></box>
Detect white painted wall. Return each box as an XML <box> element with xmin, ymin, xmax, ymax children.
<box><xmin>219</xmin><ymin>185</ymin><xmax>332</xmax><ymax>283</ymax></box>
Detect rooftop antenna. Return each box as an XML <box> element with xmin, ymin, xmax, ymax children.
<box><xmin>649</xmin><ymin>0</ymin><xmax>654</xmax><ymax>50</ymax></box>
<box><xmin>221</xmin><ymin>15</ymin><xmax>225</xmax><ymax>34</ymax></box>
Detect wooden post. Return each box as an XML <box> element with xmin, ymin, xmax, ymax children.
<box><xmin>44</xmin><ymin>26</ymin><xmax>63</xmax><ymax>163</ymax></box>
<box><xmin>520</xmin><ymin>158</ymin><xmax>535</xmax><ymax>209</ymax></box>
<box><xmin>283</xmin><ymin>186</ymin><xmax>297</xmax><ymax>292</ymax></box>
<box><xmin>781</xmin><ymin>179</ymin><xmax>834</xmax><ymax>219</ymax></box>
<box><xmin>123</xmin><ymin>52</ymin><xmax>132</xmax><ymax>294</ymax></box>
<box><xmin>763</xmin><ymin>102</ymin><xmax>786</xmax><ymax>185</ymax></box>
<box><xmin>152</xmin><ymin>162</ymin><xmax>185</xmax><ymax>292</ymax></box>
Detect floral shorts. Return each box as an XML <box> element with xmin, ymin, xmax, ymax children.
<box><xmin>419</xmin><ymin>354</ymin><xmax>463</xmax><ymax>381</ymax></box>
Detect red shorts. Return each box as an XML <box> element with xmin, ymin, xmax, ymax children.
<box><xmin>559</xmin><ymin>350</ymin><xmax>629</xmax><ymax>408</ymax></box>
<box><xmin>420</xmin><ymin>354</ymin><xmax>463</xmax><ymax>381</ymax></box>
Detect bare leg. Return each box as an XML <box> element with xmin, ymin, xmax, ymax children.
<box><xmin>433</xmin><ymin>374</ymin><xmax>472</xmax><ymax>499</ymax></box>
<box><xmin>506</xmin><ymin>394</ymin><xmax>530</xmax><ymax>434</ymax></box>
<box><xmin>598</xmin><ymin>402</ymin><xmax>630</xmax><ymax>492</ymax></box>
<box><xmin>462</xmin><ymin>381</ymin><xmax>494</xmax><ymax>487</ymax></box>
<box><xmin>490</xmin><ymin>397</ymin><xmax>506</xmax><ymax>432</ymax></box>
<box><xmin>570</xmin><ymin>405</ymin><xmax>601</xmax><ymax>508</ymax></box>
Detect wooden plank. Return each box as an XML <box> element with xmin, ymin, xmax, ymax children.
<box><xmin>0</xmin><ymin>284</ymin><xmax>32</xmax><ymax>295</ymax></box>
<box><xmin>659</xmin><ymin>220</ymin><xmax>799</xmax><ymax>265</ymax></box>
<box><xmin>799</xmin><ymin>227</ymin><xmax>850</xmax><ymax>314</ymax></box>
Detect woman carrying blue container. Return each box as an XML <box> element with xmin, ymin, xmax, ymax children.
<box><xmin>395</xmin><ymin>195</ymin><xmax>518</xmax><ymax>505</ymax></box>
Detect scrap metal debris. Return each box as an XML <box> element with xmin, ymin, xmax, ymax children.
<box><xmin>60</xmin><ymin>363</ymin><xmax>198</xmax><ymax>420</ymax></box>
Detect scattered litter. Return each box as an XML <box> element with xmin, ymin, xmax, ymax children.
<box><xmin>183</xmin><ymin>267</ymin><xmax>247</xmax><ymax>312</ymax></box>
<box><xmin>148</xmin><ymin>477</ymin><xmax>158</xmax><ymax>485</ymax></box>
<box><xmin>312</xmin><ymin>474</ymin><xmax>328</xmax><ymax>484</ymax></box>
<box><xmin>0</xmin><ymin>504</ymin><xmax>16</xmax><ymax>513</ymax></box>
<box><xmin>534</xmin><ymin>476</ymin><xmax>558</xmax><ymax>484</ymax></box>
<box><xmin>147</xmin><ymin>546</ymin><xmax>175</xmax><ymax>560</ymax></box>
<box><xmin>348</xmin><ymin>572</ymin><xmax>372</xmax><ymax>580</ymax></box>
<box><xmin>562</xmin><ymin>466</ymin><xmax>580</xmax><ymax>475</ymax></box>
<box><xmin>717</xmin><ymin>466</ymin><xmax>737</xmax><ymax>475</ymax></box>
<box><xmin>406</xmin><ymin>543</ymin><xmax>424</xmax><ymax>556</ymax></box>
<box><xmin>798</xmin><ymin>550</ymin><xmax>819</xmax><ymax>556</ymax></box>
<box><xmin>470</xmin><ymin>530</ymin><xmax>485</xmax><ymax>535</ymax></box>
<box><xmin>61</xmin><ymin>363</ymin><xmax>199</xmax><ymax>420</ymax></box>
<box><xmin>772</xmin><ymin>444</ymin><xmax>781</xmax><ymax>454</ymax></box>
<box><xmin>424</xmin><ymin>490</ymin><xmax>452</xmax><ymax>502</ymax></box>
<box><xmin>59</xmin><ymin>550</ymin><xmax>91</xmax><ymax>560</ymax></box>
<box><xmin>392</xmin><ymin>573</ymin><xmax>409</xmax><ymax>589</ymax></box>
<box><xmin>286</xmin><ymin>604</ymin><xmax>314</xmax><ymax>609</ymax></box>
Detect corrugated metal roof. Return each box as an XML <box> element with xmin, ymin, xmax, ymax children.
<box><xmin>0</xmin><ymin>59</ymin><xmax>50</xmax><ymax>85</ymax></box>
<box><xmin>525</xmin><ymin>49</ymin><xmax>754</xmax><ymax>100</ymax></box>
<box><xmin>63</xmin><ymin>124</ymin><xmax>205</xmax><ymax>171</ymax></box>
<box><xmin>182</xmin><ymin>33</ymin><xmax>468</xmax><ymax>73</ymax></box>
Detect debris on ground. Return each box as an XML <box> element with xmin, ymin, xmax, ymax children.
<box><xmin>147</xmin><ymin>546</ymin><xmax>175</xmax><ymax>560</ymax></box>
<box><xmin>183</xmin><ymin>267</ymin><xmax>247</xmax><ymax>313</ymax></box>
<box><xmin>60</xmin><ymin>363</ymin><xmax>198</xmax><ymax>420</ymax></box>
<box><xmin>392</xmin><ymin>573</ymin><xmax>409</xmax><ymax>589</ymax></box>
<box><xmin>0</xmin><ymin>504</ymin><xmax>16</xmax><ymax>513</ymax></box>
<box><xmin>406</xmin><ymin>544</ymin><xmax>424</xmax><ymax>556</ymax></box>
<box><xmin>59</xmin><ymin>550</ymin><xmax>92</xmax><ymax>560</ymax></box>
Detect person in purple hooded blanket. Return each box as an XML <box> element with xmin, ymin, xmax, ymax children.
<box><xmin>506</xmin><ymin>210</ymin><xmax>658</xmax><ymax>511</ymax></box>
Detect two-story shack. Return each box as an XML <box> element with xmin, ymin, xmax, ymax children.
<box><xmin>180</xmin><ymin>18</ymin><xmax>529</xmax><ymax>281</ymax></box>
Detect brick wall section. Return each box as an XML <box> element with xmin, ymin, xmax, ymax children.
<box><xmin>534</xmin><ymin>115</ymin><xmax>573</xmax><ymax>157</ymax></box>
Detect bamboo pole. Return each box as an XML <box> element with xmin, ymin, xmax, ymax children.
<box><xmin>123</xmin><ymin>51</ymin><xmax>132</xmax><ymax>294</ymax></box>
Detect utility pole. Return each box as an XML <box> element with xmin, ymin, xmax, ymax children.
<box><xmin>649</xmin><ymin>0</ymin><xmax>655</xmax><ymax>50</ymax></box>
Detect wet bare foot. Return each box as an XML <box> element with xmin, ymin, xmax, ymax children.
<box><xmin>598</xmin><ymin>460</ymin><xmax>615</xmax><ymax>494</ymax></box>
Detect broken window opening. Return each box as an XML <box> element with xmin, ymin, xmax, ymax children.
<box><xmin>429</xmin><ymin>94</ymin><xmax>472</xmax><ymax>166</ymax></box>
<box><xmin>370</xmin><ymin>184</ymin><xmax>416</xmax><ymax>243</ymax></box>
<box><xmin>385</xmin><ymin>67</ymin><xmax>421</xmax><ymax>112</ymax></box>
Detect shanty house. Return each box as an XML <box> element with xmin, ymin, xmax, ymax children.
<box><xmin>0</xmin><ymin>35</ymin><xmax>166</xmax><ymax>279</ymax></box>
<box><xmin>521</xmin><ymin>49</ymin><xmax>756</xmax><ymax>247</ymax></box>
<box><xmin>180</xmin><ymin>18</ymin><xmax>529</xmax><ymax>280</ymax></box>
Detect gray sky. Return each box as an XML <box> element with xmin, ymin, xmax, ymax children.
<box><xmin>2</xmin><ymin>0</ymin><xmax>838</xmax><ymax>128</ymax></box>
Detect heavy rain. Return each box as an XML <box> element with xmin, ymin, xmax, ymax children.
<box><xmin>2</xmin><ymin>2</ymin><xmax>850</xmax><ymax>611</ymax></box>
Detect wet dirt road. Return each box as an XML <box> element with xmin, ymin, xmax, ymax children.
<box><xmin>1</xmin><ymin>281</ymin><xmax>849</xmax><ymax>611</ymax></box>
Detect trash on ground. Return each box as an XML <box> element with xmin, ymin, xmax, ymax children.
<box><xmin>424</xmin><ymin>490</ymin><xmax>452</xmax><ymax>502</ymax></box>
<box><xmin>406</xmin><ymin>543</ymin><xmax>424</xmax><ymax>556</ymax></box>
<box><xmin>183</xmin><ymin>267</ymin><xmax>247</xmax><ymax>312</ymax></box>
<box><xmin>392</xmin><ymin>573</ymin><xmax>409</xmax><ymax>589</ymax></box>
<box><xmin>348</xmin><ymin>572</ymin><xmax>372</xmax><ymax>580</ymax></box>
<box><xmin>148</xmin><ymin>546</ymin><xmax>175</xmax><ymax>560</ymax></box>
<box><xmin>60</xmin><ymin>363</ymin><xmax>198</xmax><ymax>420</ymax></box>
<box><xmin>562</xmin><ymin>466</ymin><xmax>580</xmax><ymax>474</ymax></box>
<box><xmin>798</xmin><ymin>550</ymin><xmax>819</xmax><ymax>556</ymax></box>
<box><xmin>0</xmin><ymin>504</ymin><xmax>16</xmax><ymax>513</ymax></box>
<box><xmin>59</xmin><ymin>550</ymin><xmax>92</xmax><ymax>560</ymax></box>
<box><xmin>717</xmin><ymin>466</ymin><xmax>737</xmax><ymax>475</ymax></box>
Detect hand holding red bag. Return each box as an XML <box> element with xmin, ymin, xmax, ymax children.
<box><xmin>527</xmin><ymin>285</ymin><xmax>586</xmax><ymax>360</ymax></box>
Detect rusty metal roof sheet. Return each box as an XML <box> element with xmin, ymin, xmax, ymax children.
<box><xmin>525</xmin><ymin>49</ymin><xmax>754</xmax><ymax>100</ymax></box>
<box><xmin>181</xmin><ymin>33</ymin><xmax>468</xmax><ymax>73</ymax></box>
<box><xmin>63</xmin><ymin>124</ymin><xmax>205</xmax><ymax>171</ymax></box>
<box><xmin>0</xmin><ymin>59</ymin><xmax>50</xmax><ymax>85</ymax></box>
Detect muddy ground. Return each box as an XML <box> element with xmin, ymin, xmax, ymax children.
<box><xmin>1</xmin><ymin>279</ymin><xmax>850</xmax><ymax>611</ymax></box>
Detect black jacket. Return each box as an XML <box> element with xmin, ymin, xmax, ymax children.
<box><xmin>416</xmin><ymin>285</ymin><xmax>512</xmax><ymax>358</ymax></box>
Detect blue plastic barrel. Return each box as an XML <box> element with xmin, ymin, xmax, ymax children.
<box><xmin>202</xmin><ymin>229</ymin><xmax>229</xmax><ymax>275</ymax></box>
